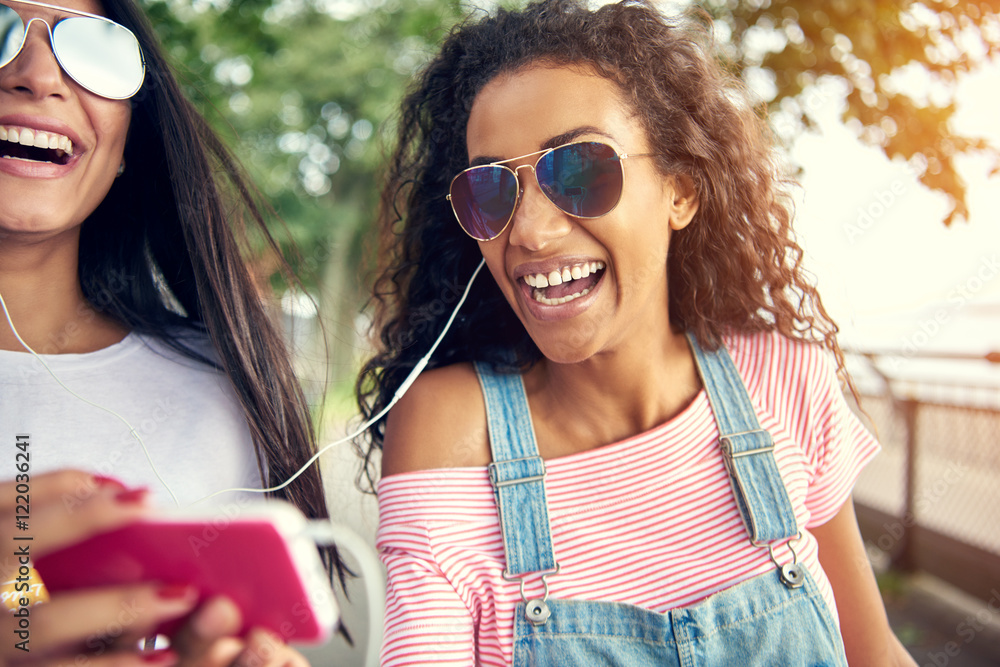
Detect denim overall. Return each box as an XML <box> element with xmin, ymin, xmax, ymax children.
<box><xmin>474</xmin><ymin>334</ymin><xmax>848</xmax><ymax>666</ymax></box>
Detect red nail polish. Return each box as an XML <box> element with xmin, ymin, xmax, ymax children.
<box><xmin>92</xmin><ymin>475</ymin><xmax>126</xmax><ymax>490</ymax></box>
<box><xmin>156</xmin><ymin>584</ymin><xmax>194</xmax><ymax>600</ymax></box>
<box><xmin>142</xmin><ymin>650</ymin><xmax>177</xmax><ymax>664</ymax></box>
<box><xmin>114</xmin><ymin>488</ymin><xmax>149</xmax><ymax>504</ymax></box>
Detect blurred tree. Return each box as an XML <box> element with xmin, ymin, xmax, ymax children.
<box><xmin>712</xmin><ymin>0</ymin><xmax>1000</xmax><ymax>225</ymax></box>
<box><xmin>139</xmin><ymin>0</ymin><xmax>999</xmax><ymax>389</ymax></box>
<box><xmin>139</xmin><ymin>0</ymin><xmax>467</xmax><ymax>389</ymax></box>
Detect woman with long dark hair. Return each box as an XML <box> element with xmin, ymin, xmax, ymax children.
<box><xmin>358</xmin><ymin>0</ymin><xmax>915</xmax><ymax>664</ymax></box>
<box><xmin>0</xmin><ymin>0</ymin><xmax>342</xmax><ymax>661</ymax></box>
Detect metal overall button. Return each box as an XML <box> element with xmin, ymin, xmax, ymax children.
<box><xmin>768</xmin><ymin>532</ymin><xmax>804</xmax><ymax>590</ymax></box>
<box><xmin>525</xmin><ymin>599</ymin><xmax>551</xmax><ymax>625</ymax></box>
<box><xmin>779</xmin><ymin>562</ymin><xmax>805</xmax><ymax>588</ymax></box>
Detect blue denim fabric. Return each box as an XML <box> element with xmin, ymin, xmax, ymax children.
<box><xmin>476</xmin><ymin>366</ymin><xmax>558</xmax><ymax>577</ymax></box>
<box><xmin>687</xmin><ymin>333</ymin><xmax>799</xmax><ymax>545</ymax></box>
<box><xmin>512</xmin><ymin>571</ymin><xmax>844</xmax><ymax>666</ymax></box>
<box><xmin>475</xmin><ymin>335</ymin><xmax>848</xmax><ymax>666</ymax></box>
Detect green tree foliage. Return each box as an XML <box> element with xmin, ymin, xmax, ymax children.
<box><xmin>140</xmin><ymin>0</ymin><xmax>467</xmax><ymax>385</ymax></box>
<box><xmin>142</xmin><ymin>0</ymin><xmax>465</xmax><ymax>269</ymax></box>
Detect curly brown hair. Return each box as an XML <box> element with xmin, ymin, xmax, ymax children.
<box><xmin>355</xmin><ymin>0</ymin><xmax>845</xmax><ymax>489</ymax></box>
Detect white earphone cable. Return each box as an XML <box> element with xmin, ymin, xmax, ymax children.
<box><xmin>0</xmin><ymin>258</ymin><xmax>485</xmax><ymax>507</ymax></box>
<box><xmin>0</xmin><ymin>291</ymin><xmax>181</xmax><ymax>507</ymax></box>
<box><xmin>189</xmin><ymin>258</ymin><xmax>485</xmax><ymax>504</ymax></box>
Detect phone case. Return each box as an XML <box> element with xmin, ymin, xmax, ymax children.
<box><xmin>34</xmin><ymin>501</ymin><xmax>338</xmax><ymax>643</ymax></box>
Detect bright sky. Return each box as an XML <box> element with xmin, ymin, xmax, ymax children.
<box><xmin>790</xmin><ymin>60</ymin><xmax>1000</xmax><ymax>356</ymax></box>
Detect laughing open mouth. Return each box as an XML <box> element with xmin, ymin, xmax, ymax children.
<box><xmin>0</xmin><ymin>127</ymin><xmax>75</xmax><ymax>165</ymax></box>
<box><xmin>523</xmin><ymin>261</ymin><xmax>606</xmax><ymax>306</ymax></box>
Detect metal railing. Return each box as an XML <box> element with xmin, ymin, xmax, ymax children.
<box><xmin>846</xmin><ymin>349</ymin><xmax>1000</xmax><ymax>604</ymax></box>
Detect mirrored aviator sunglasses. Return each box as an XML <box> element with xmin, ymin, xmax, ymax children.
<box><xmin>447</xmin><ymin>140</ymin><xmax>657</xmax><ymax>242</ymax></box>
<box><xmin>0</xmin><ymin>0</ymin><xmax>145</xmax><ymax>100</ymax></box>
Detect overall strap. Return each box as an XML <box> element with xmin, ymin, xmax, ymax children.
<box><xmin>474</xmin><ymin>360</ymin><xmax>559</xmax><ymax>580</ymax></box>
<box><xmin>687</xmin><ymin>333</ymin><xmax>799</xmax><ymax>545</ymax></box>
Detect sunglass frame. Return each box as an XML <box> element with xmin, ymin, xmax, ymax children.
<box><xmin>0</xmin><ymin>0</ymin><xmax>145</xmax><ymax>100</ymax></box>
<box><xmin>446</xmin><ymin>140</ymin><xmax>658</xmax><ymax>242</ymax></box>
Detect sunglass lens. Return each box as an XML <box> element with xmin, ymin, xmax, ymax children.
<box><xmin>450</xmin><ymin>166</ymin><xmax>518</xmax><ymax>240</ymax></box>
<box><xmin>536</xmin><ymin>142</ymin><xmax>623</xmax><ymax>218</ymax></box>
<box><xmin>0</xmin><ymin>5</ymin><xmax>25</xmax><ymax>69</ymax></box>
<box><xmin>53</xmin><ymin>17</ymin><xmax>143</xmax><ymax>99</ymax></box>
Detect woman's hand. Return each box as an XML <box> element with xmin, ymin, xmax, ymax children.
<box><xmin>173</xmin><ymin>596</ymin><xmax>309</xmax><ymax>667</ymax></box>
<box><xmin>0</xmin><ymin>469</ymin><xmax>198</xmax><ymax>667</ymax></box>
<box><xmin>0</xmin><ymin>470</ymin><xmax>309</xmax><ymax>667</ymax></box>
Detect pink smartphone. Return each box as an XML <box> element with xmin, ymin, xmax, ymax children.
<box><xmin>34</xmin><ymin>501</ymin><xmax>339</xmax><ymax>643</ymax></box>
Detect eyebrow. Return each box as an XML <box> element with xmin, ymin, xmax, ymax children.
<box><xmin>468</xmin><ymin>126</ymin><xmax>616</xmax><ymax>167</ymax></box>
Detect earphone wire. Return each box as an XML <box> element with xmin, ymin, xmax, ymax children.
<box><xmin>190</xmin><ymin>258</ymin><xmax>486</xmax><ymax>505</ymax></box>
<box><xmin>0</xmin><ymin>290</ymin><xmax>181</xmax><ymax>507</ymax></box>
<box><xmin>0</xmin><ymin>258</ymin><xmax>485</xmax><ymax>508</ymax></box>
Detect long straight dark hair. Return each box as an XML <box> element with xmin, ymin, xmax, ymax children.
<box><xmin>84</xmin><ymin>1</ymin><xmax>345</xmax><ymax>585</ymax></box>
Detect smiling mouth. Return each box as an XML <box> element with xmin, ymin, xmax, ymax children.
<box><xmin>522</xmin><ymin>261</ymin><xmax>606</xmax><ymax>306</ymax></box>
<box><xmin>0</xmin><ymin>126</ymin><xmax>75</xmax><ymax>166</ymax></box>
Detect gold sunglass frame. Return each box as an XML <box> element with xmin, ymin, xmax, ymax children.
<box><xmin>446</xmin><ymin>140</ymin><xmax>658</xmax><ymax>242</ymax></box>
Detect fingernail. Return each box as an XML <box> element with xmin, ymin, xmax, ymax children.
<box><xmin>115</xmin><ymin>488</ymin><xmax>150</xmax><ymax>504</ymax></box>
<box><xmin>142</xmin><ymin>650</ymin><xmax>178</xmax><ymax>665</ymax></box>
<box><xmin>92</xmin><ymin>475</ymin><xmax>126</xmax><ymax>490</ymax></box>
<box><xmin>156</xmin><ymin>584</ymin><xmax>196</xmax><ymax>600</ymax></box>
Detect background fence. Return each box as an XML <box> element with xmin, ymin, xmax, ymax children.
<box><xmin>847</xmin><ymin>351</ymin><xmax>1000</xmax><ymax>604</ymax></box>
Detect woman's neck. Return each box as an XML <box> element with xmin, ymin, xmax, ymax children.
<box><xmin>524</xmin><ymin>325</ymin><xmax>701</xmax><ymax>458</ymax></box>
<box><xmin>0</xmin><ymin>233</ymin><xmax>129</xmax><ymax>354</ymax></box>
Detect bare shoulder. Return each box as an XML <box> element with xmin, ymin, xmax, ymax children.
<box><xmin>380</xmin><ymin>363</ymin><xmax>491</xmax><ymax>477</ymax></box>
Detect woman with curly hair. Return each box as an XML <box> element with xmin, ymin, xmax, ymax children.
<box><xmin>357</xmin><ymin>0</ymin><xmax>914</xmax><ymax>664</ymax></box>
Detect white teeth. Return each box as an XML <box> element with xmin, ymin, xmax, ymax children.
<box><xmin>522</xmin><ymin>261</ymin><xmax>606</xmax><ymax>305</ymax></box>
<box><xmin>532</xmin><ymin>286</ymin><xmax>593</xmax><ymax>306</ymax></box>
<box><xmin>0</xmin><ymin>125</ymin><xmax>74</xmax><ymax>156</ymax></box>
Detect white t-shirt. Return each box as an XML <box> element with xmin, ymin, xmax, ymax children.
<box><xmin>0</xmin><ymin>331</ymin><xmax>262</xmax><ymax>508</ymax></box>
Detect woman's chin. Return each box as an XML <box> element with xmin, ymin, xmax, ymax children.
<box><xmin>526</xmin><ymin>323</ymin><xmax>606</xmax><ymax>366</ymax></box>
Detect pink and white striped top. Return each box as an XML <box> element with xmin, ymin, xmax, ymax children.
<box><xmin>376</xmin><ymin>332</ymin><xmax>879</xmax><ymax>666</ymax></box>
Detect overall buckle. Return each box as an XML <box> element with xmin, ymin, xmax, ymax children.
<box><xmin>503</xmin><ymin>564</ymin><xmax>561</xmax><ymax>626</ymax></box>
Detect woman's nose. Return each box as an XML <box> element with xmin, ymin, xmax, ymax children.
<box><xmin>507</xmin><ymin>165</ymin><xmax>573</xmax><ymax>251</ymax></box>
<box><xmin>0</xmin><ymin>19</ymin><xmax>71</xmax><ymax>100</ymax></box>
